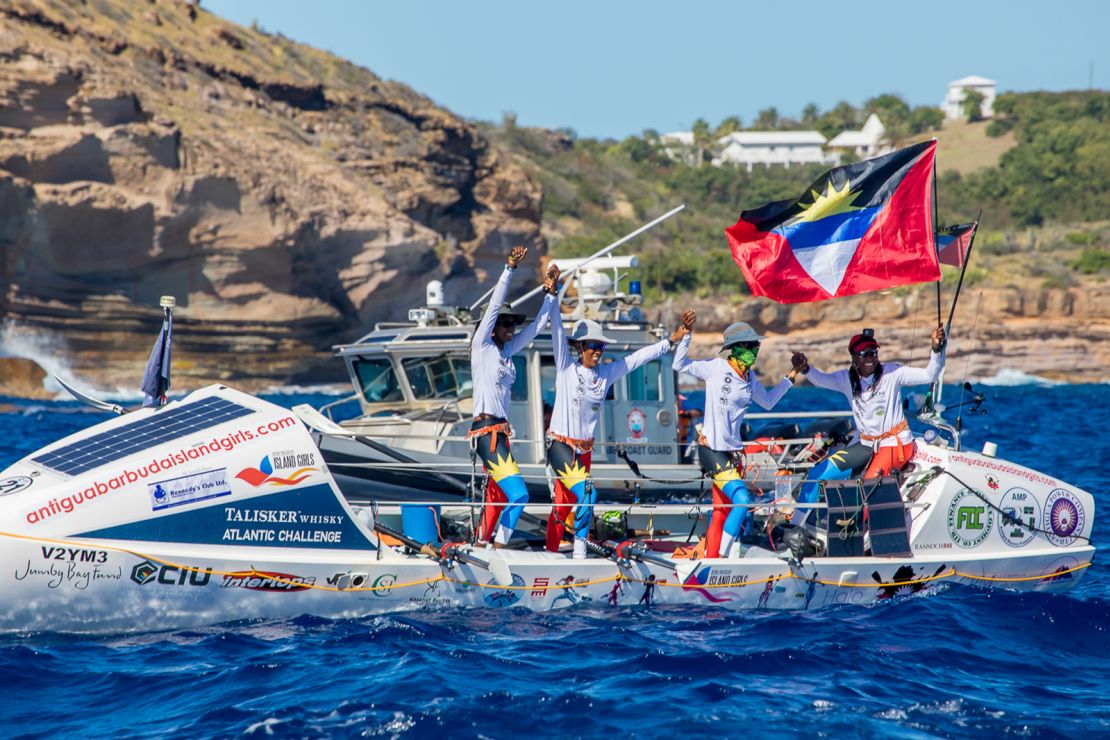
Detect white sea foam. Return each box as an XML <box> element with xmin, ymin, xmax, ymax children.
<box><xmin>0</xmin><ymin>320</ymin><xmax>146</xmax><ymax>401</ymax></box>
<box><xmin>972</xmin><ymin>368</ymin><xmax>1063</xmax><ymax>387</ymax></box>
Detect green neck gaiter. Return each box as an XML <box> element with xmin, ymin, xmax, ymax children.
<box><xmin>730</xmin><ymin>346</ymin><xmax>759</xmax><ymax>368</ymax></box>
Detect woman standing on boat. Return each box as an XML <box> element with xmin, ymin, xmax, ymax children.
<box><xmin>792</xmin><ymin>325</ymin><xmax>946</xmax><ymax>479</ymax></box>
<box><xmin>546</xmin><ymin>290</ymin><xmax>692</xmax><ymax>559</ymax></box>
<box><xmin>673</xmin><ymin>313</ymin><xmax>806</xmax><ymax>558</ymax></box>
<box><xmin>470</xmin><ymin>246</ymin><xmax>558</xmax><ymax>548</ymax></box>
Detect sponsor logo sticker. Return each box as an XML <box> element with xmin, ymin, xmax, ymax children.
<box><xmin>235</xmin><ymin>454</ymin><xmax>319</xmax><ymax>488</ymax></box>
<box><xmin>947</xmin><ymin>488</ymin><xmax>993</xmax><ymax>548</ymax></box>
<box><xmin>483</xmin><ymin>574</ymin><xmax>525</xmax><ymax>607</ymax></box>
<box><xmin>149</xmin><ymin>468</ymin><xmax>231</xmax><ymax>511</ymax></box>
<box><xmin>997</xmin><ymin>487</ymin><xmax>1039</xmax><ymax>548</ymax></box>
<box><xmin>221</xmin><ymin>571</ymin><xmax>316</xmax><ymax>592</ymax></box>
<box><xmin>130</xmin><ymin>559</ymin><xmax>212</xmax><ymax>587</ymax></box>
<box><xmin>370</xmin><ymin>573</ymin><xmax>396</xmax><ymax>597</ymax></box>
<box><xmin>0</xmin><ymin>476</ymin><xmax>33</xmax><ymax>496</ymax></box>
<box><xmin>1042</xmin><ymin>489</ymin><xmax>1085</xmax><ymax>547</ymax></box>
<box><xmin>626</xmin><ymin>408</ymin><xmax>646</xmax><ymax>441</ymax></box>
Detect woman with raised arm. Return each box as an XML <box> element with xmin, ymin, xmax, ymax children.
<box><xmin>673</xmin><ymin>314</ymin><xmax>806</xmax><ymax>558</ymax></box>
<box><xmin>792</xmin><ymin>324</ymin><xmax>946</xmax><ymax>480</ymax></box>
<box><xmin>469</xmin><ymin>246</ymin><xmax>558</xmax><ymax>548</ymax></box>
<box><xmin>546</xmin><ymin>282</ymin><xmax>692</xmax><ymax>559</ymax></box>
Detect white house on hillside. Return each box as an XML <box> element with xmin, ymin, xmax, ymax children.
<box><xmin>827</xmin><ymin>113</ymin><xmax>891</xmax><ymax>160</ymax></box>
<box><xmin>659</xmin><ymin>131</ymin><xmax>696</xmax><ymax>165</ymax></box>
<box><xmin>943</xmin><ymin>75</ymin><xmax>997</xmax><ymax>120</ymax></box>
<box><xmin>713</xmin><ymin>130</ymin><xmax>833</xmax><ymax>171</ymax></box>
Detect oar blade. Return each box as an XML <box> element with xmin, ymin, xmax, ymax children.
<box><xmin>486</xmin><ymin>551</ymin><xmax>514</xmax><ymax>588</ymax></box>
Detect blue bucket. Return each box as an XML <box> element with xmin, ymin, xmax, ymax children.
<box><xmin>400</xmin><ymin>504</ymin><xmax>441</xmax><ymax>546</ymax></box>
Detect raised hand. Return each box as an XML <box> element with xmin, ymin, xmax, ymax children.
<box><xmin>791</xmin><ymin>351</ymin><xmax>809</xmax><ymax>373</ymax></box>
<box><xmin>931</xmin><ymin>324</ymin><xmax>946</xmax><ymax>352</ymax></box>
<box><xmin>543</xmin><ymin>264</ymin><xmax>561</xmax><ymax>295</ymax></box>
<box><xmin>507</xmin><ymin>245</ymin><xmax>528</xmax><ymax>268</ymax></box>
<box><xmin>670</xmin><ymin>308</ymin><xmax>695</xmax><ymax>344</ymax></box>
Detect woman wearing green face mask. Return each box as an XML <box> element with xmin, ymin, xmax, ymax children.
<box><xmin>673</xmin><ymin>315</ymin><xmax>807</xmax><ymax>558</ymax></box>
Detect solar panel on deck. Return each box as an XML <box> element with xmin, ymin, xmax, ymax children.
<box><xmin>32</xmin><ymin>397</ymin><xmax>256</xmax><ymax>476</ymax></box>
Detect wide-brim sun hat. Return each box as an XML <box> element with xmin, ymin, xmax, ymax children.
<box><xmin>570</xmin><ymin>319</ymin><xmax>616</xmax><ymax>345</ymax></box>
<box><xmin>720</xmin><ymin>321</ymin><xmax>765</xmax><ymax>351</ymax></box>
<box><xmin>476</xmin><ymin>301</ymin><xmax>526</xmax><ymax>326</ymax></box>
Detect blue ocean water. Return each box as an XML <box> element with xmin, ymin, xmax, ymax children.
<box><xmin>1</xmin><ymin>384</ymin><xmax>1107</xmax><ymax>738</ymax></box>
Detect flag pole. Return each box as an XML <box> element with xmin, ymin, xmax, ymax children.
<box><xmin>931</xmin><ymin>151</ymin><xmax>941</xmax><ymax>327</ymax></box>
<box><xmin>929</xmin><ymin>144</ymin><xmax>942</xmax><ymax>407</ymax></box>
<box><xmin>944</xmin><ymin>213</ymin><xmax>981</xmax><ymax>337</ymax></box>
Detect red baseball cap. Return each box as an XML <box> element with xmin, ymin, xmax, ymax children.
<box><xmin>849</xmin><ymin>333</ymin><xmax>880</xmax><ymax>353</ymax></box>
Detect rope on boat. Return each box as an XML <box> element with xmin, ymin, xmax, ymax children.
<box><xmin>0</xmin><ymin>529</ymin><xmax>1092</xmax><ymax>595</ymax></box>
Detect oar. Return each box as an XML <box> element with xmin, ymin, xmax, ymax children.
<box><xmin>516</xmin><ymin>511</ymin><xmax>674</xmax><ymax>570</ymax></box>
<box><xmin>54</xmin><ymin>376</ymin><xmax>126</xmax><ymax>415</ymax></box>
<box><xmin>375</xmin><ymin>522</ymin><xmax>513</xmax><ymax>586</ymax></box>
<box><xmin>601</xmin><ymin>539</ymin><xmax>678</xmax><ymax>570</ymax></box>
<box><xmin>502</xmin><ymin>204</ymin><xmax>686</xmax><ymax>310</ymax></box>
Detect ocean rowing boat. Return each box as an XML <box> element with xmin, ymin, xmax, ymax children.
<box><xmin>0</xmin><ymin>384</ymin><xmax>1095</xmax><ymax>633</ymax></box>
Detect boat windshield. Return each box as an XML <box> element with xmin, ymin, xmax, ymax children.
<box><xmin>401</xmin><ymin>354</ymin><xmax>473</xmax><ymax>401</ymax></box>
<box><xmin>353</xmin><ymin>357</ymin><xmax>404</xmax><ymax>403</ymax></box>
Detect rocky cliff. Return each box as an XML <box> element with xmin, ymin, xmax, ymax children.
<box><xmin>675</xmin><ymin>284</ymin><xmax>1110</xmax><ymax>385</ymax></box>
<box><xmin>0</xmin><ymin>0</ymin><xmax>543</xmax><ymax>392</ymax></box>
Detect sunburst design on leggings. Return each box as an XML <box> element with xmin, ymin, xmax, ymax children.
<box><xmin>556</xmin><ymin>459</ymin><xmax>590</xmax><ymax>490</ymax></box>
<box><xmin>710</xmin><ymin>462</ymin><xmax>741</xmax><ymax>488</ymax></box>
<box><xmin>486</xmin><ymin>453</ymin><xmax>521</xmax><ymax>482</ymax></box>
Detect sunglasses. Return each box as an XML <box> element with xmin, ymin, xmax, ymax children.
<box><xmin>582</xmin><ymin>341</ymin><xmax>606</xmax><ymax>352</ymax></box>
<box><xmin>735</xmin><ymin>341</ymin><xmax>761</xmax><ymax>349</ymax></box>
<box><xmin>853</xmin><ymin>349</ymin><xmax>879</xmax><ymax>358</ymax></box>
<box><xmin>495</xmin><ymin>317</ymin><xmax>518</xmax><ymax>328</ymax></box>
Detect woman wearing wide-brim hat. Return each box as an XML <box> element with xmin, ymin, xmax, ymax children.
<box><xmin>545</xmin><ymin>286</ymin><xmax>692</xmax><ymax>559</ymax></box>
<box><xmin>468</xmin><ymin>246</ymin><xmax>559</xmax><ymax>548</ymax></box>
<box><xmin>673</xmin><ymin>314</ymin><xmax>806</xmax><ymax>558</ymax></box>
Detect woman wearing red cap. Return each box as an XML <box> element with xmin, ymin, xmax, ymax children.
<box><xmin>793</xmin><ymin>324</ymin><xmax>946</xmax><ymax>478</ymax></box>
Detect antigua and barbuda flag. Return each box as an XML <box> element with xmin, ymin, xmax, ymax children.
<box><xmin>725</xmin><ymin>140</ymin><xmax>940</xmax><ymax>303</ymax></box>
<box><xmin>937</xmin><ymin>221</ymin><xmax>977</xmax><ymax>267</ymax></box>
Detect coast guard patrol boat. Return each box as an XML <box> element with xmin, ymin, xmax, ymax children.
<box><xmin>314</xmin><ymin>255</ymin><xmax>705</xmax><ymax>504</ymax></box>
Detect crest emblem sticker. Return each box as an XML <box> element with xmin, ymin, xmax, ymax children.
<box><xmin>947</xmin><ymin>488</ymin><xmax>993</xmax><ymax>549</ymax></box>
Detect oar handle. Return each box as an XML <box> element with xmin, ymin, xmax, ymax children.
<box><xmin>442</xmin><ymin>543</ymin><xmax>491</xmax><ymax>570</ymax></box>
<box><xmin>605</xmin><ymin>540</ymin><xmax>676</xmax><ymax>570</ymax></box>
<box><xmin>521</xmin><ymin>511</ymin><xmax>675</xmax><ymax>567</ymax></box>
<box><xmin>374</xmin><ymin>522</ymin><xmax>445</xmax><ymax>563</ymax></box>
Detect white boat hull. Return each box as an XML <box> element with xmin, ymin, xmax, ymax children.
<box><xmin>0</xmin><ymin>386</ymin><xmax>1095</xmax><ymax>633</ymax></box>
<box><xmin>1</xmin><ymin>535</ymin><xmax>1093</xmax><ymax>633</ymax></box>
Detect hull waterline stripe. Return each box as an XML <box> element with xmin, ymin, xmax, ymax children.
<box><xmin>0</xmin><ymin>529</ymin><xmax>1092</xmax><ymax>594</ymax></box>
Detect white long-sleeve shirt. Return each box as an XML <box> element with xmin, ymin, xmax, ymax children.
<box><xmin>548</xmin><ymin>300</ymin><xmax>671</xmax><ymax>442</ymax></box>
<box><xmin>470</xmin><ymin>266</ymin><xmax>554</xmax><ymax>419</ymax></box>
<box><xmin>672</xmin><ymin>334</ymin><xmax>792</xmax><ymax>451</ymax></box>
<box><xmin>804</xmin><ymin>351</ymin><xmax>945</xmax><ymax>449</ymax></box>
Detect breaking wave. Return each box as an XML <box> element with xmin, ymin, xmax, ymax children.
<box><xmin>973</xmin><ymin>368</ymin><xmax>1063</xmax><ymax>386</ymax></box>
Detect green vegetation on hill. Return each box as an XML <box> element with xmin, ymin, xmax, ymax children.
<box><xmin>942</xmin><ymin>91</ymin><xmax>1110</xmax><ymax>227</ymax></box>
<box><xmin>484</xmin><ymin>90</ymin><xmax>1110</xmax><ymax>299</ymax></box>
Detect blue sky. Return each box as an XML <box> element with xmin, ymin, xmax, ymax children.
<box><xmin>205</xmin><ymin>0</ymin><xmax>1109</xmax><ymax>139</ymax></box>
